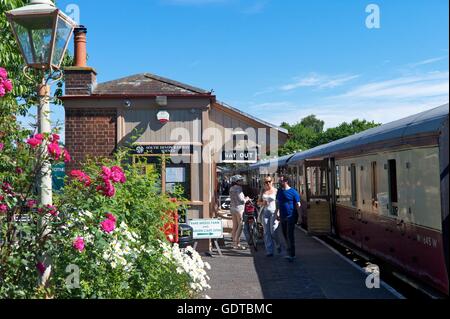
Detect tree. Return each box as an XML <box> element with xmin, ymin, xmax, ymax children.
<box><xmin>279</xmin><ymin>115</ymin><xmax>381</xmax><ymax>156</ymax></box>
<box><xmin>300</xmin><ymin>115</ymin><xmax>324</xmax><ymax>134</ymax></box>
<box><xmin>312</xmin><ymin>119</ymin><xmax>380</xmax><ymax>147</ymax></box>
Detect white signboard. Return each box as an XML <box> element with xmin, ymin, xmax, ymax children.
<box><xmin>166</xmin><ymin>167</ymin><xmax>186</xmax><ymax>183</ymax></box>
<box><xmin>189</xmin><ymin>219</ymin><xmax>223</xmax><ymax>240</ymax></box>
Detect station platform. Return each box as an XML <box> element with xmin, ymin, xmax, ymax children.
<box><xmin>205</xmin><ymin>226</ymin><xmax>402</xmax><ymax>299</ymax></box>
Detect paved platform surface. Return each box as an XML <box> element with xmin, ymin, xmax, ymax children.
<box><xmin>204</xmin><ymin>227</ymin><xmax>399</xmax><ymax>299</ymax></box>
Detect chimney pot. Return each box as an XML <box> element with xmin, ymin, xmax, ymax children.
<box><xmin>74</xmin><ymin>25</ymin><xmax>88</xmax><ymax>67</ymax></box>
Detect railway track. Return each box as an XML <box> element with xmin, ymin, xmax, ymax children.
<box><xmin>315</xmin><ymin>233</ymin><xmax>447</xmax><ymax>299</ymax></box>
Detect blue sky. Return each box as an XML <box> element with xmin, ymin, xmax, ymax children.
<box><xmin>21</xmin><ymin>0</ymin><xmax>449</xmax><ymax>137</ymax></box>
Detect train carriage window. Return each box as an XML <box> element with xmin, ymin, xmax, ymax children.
<box><xmin>387</xmin><ymin>159</ymin><xmax>398</xmax><ymax>216</ymax></box>
<box><xmin>335</xmin><ymin>166</ymin><xmax>340</xmax><ymax>190</ymax></box>
<box><xmin>350</xmin><ymin>164</ymin><xmax>357</xmax><ymax>207</ymax></box>
<box><xmin>371</xmin><ymin>161</ymin><xmax>378</xmax><ymax>202</ymax></box>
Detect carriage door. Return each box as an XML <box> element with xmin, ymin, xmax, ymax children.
<box><xmin>328</xmin><ymin>158</ymin><xmax>338</xmax><ymax>235</ymax></box>
<box><xmin>304</xmin><ymin>159</ymin><xmax>332</xmax><ymax>234</ymax></box>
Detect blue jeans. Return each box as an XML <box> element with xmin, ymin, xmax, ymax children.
<box><xmin>262</xmin><ymin>209</ymin><xmax>283</xmax><ymax>255</ymax></box>
<box><xmin>281</xmin><ymin>214</ymin><xmax>297</xmax><ymax>257</ymax></box>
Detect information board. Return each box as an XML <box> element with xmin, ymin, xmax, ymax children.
<box><xmin>189</xmin><ymin>219</ymin><xmax>223</xmax><ymax>240</ymax></box>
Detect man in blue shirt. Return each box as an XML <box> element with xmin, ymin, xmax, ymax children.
<box><xmin>276</xmin><ymin>176</ymin><xmax>301</xmax><ymax>262</ymax></box>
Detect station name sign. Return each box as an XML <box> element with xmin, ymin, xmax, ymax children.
<box><xmin>222</xmin><ymin>150</ymin><xmax>258</xmax><ymax>163</ymax></box>
<box><xmin>132</xmin><ymin>145</ymin><xmax>194</xmax><ymax>155</ymax></box>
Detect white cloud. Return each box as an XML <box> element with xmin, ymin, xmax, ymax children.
<box><xmin>249</xmin><ymin>71</ymin><xmax>449</xmax><ymax>129</ymax></box>
<box><xmin>280</xmin><ymin>73</ymin><xmax>360</xmax><ymax>91</ymax></box>
<box><xmin>340</xmin><ymin>71</ymin><xmax>449</xmax><ymax>99</ymax></box>
<box><xmin>410</xmin><ymin>56</ymin><xmax>448</xmax><ymax>67</ymax></box>
<box><xmin>259</xmin><ymin>98</ymin><xmax>448</xmax><ymax>129</ymax></box>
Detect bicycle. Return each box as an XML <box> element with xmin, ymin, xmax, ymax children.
<box><xmin>243</xmin><ymin>199</ymin><xmax>262</xmax><ymax>251</ymax></box>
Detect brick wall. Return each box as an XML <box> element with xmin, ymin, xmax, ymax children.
<box><xmin>64</xmin><ymin>67</ymin><xmax>97</xmax><ymax>96</ymax></box>
<box><xmin>65</xmin><ymin>108</ymin><xmax>117</xmax><ymax>171</ymax></box>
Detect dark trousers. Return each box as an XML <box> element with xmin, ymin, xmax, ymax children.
<box><xmin>281</xmin><ymin>215</ymin><xmax>297</xmax><ymax>257</ymax></box>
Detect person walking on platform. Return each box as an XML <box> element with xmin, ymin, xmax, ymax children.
<box><xmin>276</xmin><ymin>176</ymin><xmax>301</xmax><ymax>262</ymax></box>
<box><xmin>258</xmin><ymin>176</ymin><xmax>282</xmax><ymax>257</ymax></box>
<box><xmin>229</xmin><ymin>175</ymin><xmax>250</xmax><ymax>249</ymax></box>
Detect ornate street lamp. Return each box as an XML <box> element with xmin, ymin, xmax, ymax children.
<box><xmin>6</xmin><ymin>0</ymin><xmax>76</xmax><ymax>70</ymax></box>
<box><xmin>6</xmin><ymin>0</ymin><xmax>77</xmax><ymax>205</ymax></box>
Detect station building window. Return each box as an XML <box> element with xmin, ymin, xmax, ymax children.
<box><xmin>133</xmin><ymin>155</ymin><xmax>191</xmax><ymax>200</ymax></box>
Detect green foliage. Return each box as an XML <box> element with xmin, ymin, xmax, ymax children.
<box><xmin>0</xmin><ymin>0</ymin><xmax>73</xmax><ymax>114</ymax></box>
<box><xmin>313</xmin><ymin>119</ymin><xmax>380</xmax><ymax>147</ymax></box>
<box><xmin>279</xmin><ymin>115</ymin><xmax>381</xmax><ymax>156</ymax></box>
<box><xmin>299</xmin><ymin>115</ymin><xmax>324</xmax><ymax>134</ymax></box>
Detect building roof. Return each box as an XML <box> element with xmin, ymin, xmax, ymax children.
<box><xmin>93</xmin><ymin>73</ymin><xmax>212</xmax><ymax>96</ymax></box>
<box><xmin>89</xmin><ymin>72</ymin><xmax>288</xmax><ymax>134</ymax></box>
<box><xmin>288</xmin><ymin>103</ymin><xmax>449</xmax><ymax>164</ymax></box>
<box><xmin>214</xmin><ymin>101</ymin><xmax>289</xmax><ymax>135</ymax></box>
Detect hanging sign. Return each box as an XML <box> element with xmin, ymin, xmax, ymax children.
<box><xmin>132</xmin><ymin>144</ymin><xmax>194</xmax><ymax>155</ymax></box>
<box><xmin>221</xmin><ymin>150</ymin><xmax>258</xmax><ymax>163</ymax></box>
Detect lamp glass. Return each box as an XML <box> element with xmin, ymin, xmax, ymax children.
<box><xmin>52</xmin><ymin>16</ymin><xmax>73</xmax><ymax>67</ymax></box>
<box><xmin>10</xmin><ymin>14</ymin><xmax>54</xmax><ymax>67</ymax></box>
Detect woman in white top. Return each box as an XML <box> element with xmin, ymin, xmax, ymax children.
<box><xmin>258</xmin><ymin>176</ymin><xmax>282</xmax><ymax>256</ymax></box>
<box><xmin>229</xmin><ymin>175</ymin><xmax>250</xmax><ymax>249</ymax></box>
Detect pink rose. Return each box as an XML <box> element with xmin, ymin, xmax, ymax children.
<box><xmin>97</xmin><ymin>179</ymin><xmax>115</xmax><ymax>198</ymax></box>
<box><xmin>2</xmin><ymin>79</ymin><xmax>12</xmax><ymax>92</ymax></box>
<box><xmin>26</xmin><ymin>200</ymin><xmax>37</xmax><ymax>208</ymax></box>
<box><xmin>0</xmin><ymin>204</ymin><xmax>7</xmax><ymax>213</ymax></box>
<box><xmin>101</xmin><ymin>166</ymin><xmax>111</xmax><ymax>179</ymax></box>
<box><xmin>105</xmin><ymin>213</ymin><xmax>117</xmax><ymax>223</ymax></box>
<box><xmin>73</xmin><ymin>236</ymin><xmax>85</xmax><ymax>252</ymax></box>
<box><xmin>100</xmin><ymin>218</ymin><xmax>116</xmax><ymax>233</ymax></box>
<box><xmin>51</xmin><ymin>134</ymin><xmax>60</xmax><ymax>142</ymax></box>
<box><xmin>63</xmin><ymin>149</ymin><xmax>71</xmax><ymax>163</ymax></box>
<box><xmin>27</xmin><ymin>137</ymin><xmax>42</xmax><ymax>148</ymax></box>
<box><xmin>45</xmin><ymin>204</ymin><xmax>59</xmax><ymax>217</ymax></box>
<box><xmin>0</xmin><ymin>67</ymin><xmax>7</xmax><ymax>79</ymax></box>
<box><xmin>2</xmin><ymin>182</ymin><xmax>12</xmax><ymax>193</ymax></box>
<box><xmin>70</xmin><ymin>170</ymin><xmax>91</xmax><ymax>186</ymax></box>
<box><xmin>104</xmin><ymin>180</ymin><xmax>116</xmax><ymax>197</ymax></box>
<box><xmin>16</xmin><ymin>167</ymin><xmax>23</xmax><ymax>174</ymax></box>
<box><xmin>35</xmin><ymin>134</ymin><xmax>44</xmax><ymax>141</ymax></box>
<box><xmin>0</xmin><ymin>143</ymin><xmax>4</xmax><ymax>151</ymax></box>
<box><xmin>110</xmin><ymin>166</ymin><xmax>126</xmax><ymax>183</ymax></box>
<box><xmin>0</xmin><ymin>86</ymin><xmax>5</xmax><ymax>97</ymax></box>
<box><xmin>48</xmin><ymin>142</ymin><xmax>61</xmax><ymax>160</ymax></box>
<box><xmin>36</xmin><ymin>262</ymin><xmax>46</xmax><ymax>275</ymax></box>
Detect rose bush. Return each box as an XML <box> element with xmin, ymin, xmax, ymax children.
<box><xmin>0</xmin><ymin>67</ymin><xmax>211</xmax><ymax>299</ymax></box>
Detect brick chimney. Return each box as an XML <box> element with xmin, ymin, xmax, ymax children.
<box><xmin>64</xmin><ymin>25</ymin><xmax>97</xmax><ymax>96</ymax></box>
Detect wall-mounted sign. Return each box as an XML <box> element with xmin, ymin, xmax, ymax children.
<box><xmin>189</xmin><ymin>219</ymin><xmax>223</xmax><ymax>240</ymax></box>
<box><xmin>132</xmin><ymin>144</ymin><xmax>194</xmax><ymax>155</ymax></box>
<box><xmin>222</xmin><ymin>150</ymin><xmax>258</xmax><ymax>163</ymax></box>
<box><xmin>157</xmin><ymin>110</ymin><xmax>170</xmax><ymax>124</ymax></box>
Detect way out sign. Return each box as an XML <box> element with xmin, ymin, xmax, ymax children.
<box><xmin>221</xmin><ymin>150</ymin><xmax>257</xmax><ymax>164</ymax></box>
<box><xmin>189</xmin><ymin>219</ymin><xmax>223</xmax><ymax>240</ymax></box>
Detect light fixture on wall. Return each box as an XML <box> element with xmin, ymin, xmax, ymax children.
<box><xmin>156</xmin><ymin>96</ymin><xmax>167</xmax><ymax>107</ymax></box>
<box><xmin>124</xmin><ymin>99</ymin><xmax>132</xmax><ymax>108</ymax></box>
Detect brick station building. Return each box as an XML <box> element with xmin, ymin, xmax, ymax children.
<box><xmin>61</xmin><ymin>27</ymin><xmax>288</xmax><ymax>244</ymax></box>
